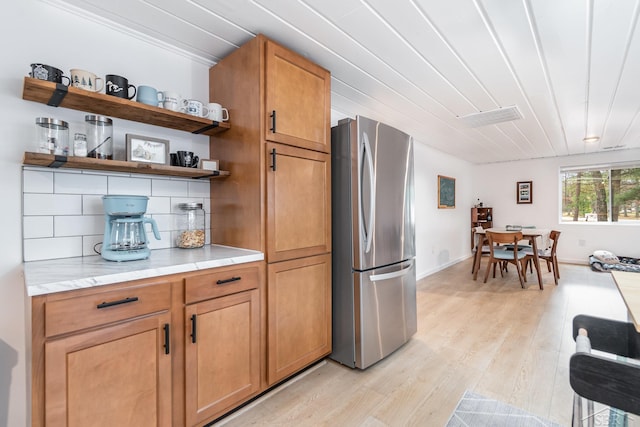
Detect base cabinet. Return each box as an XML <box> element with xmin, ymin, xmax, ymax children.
<box><xmin>184</xmin><ymin>289</ymin><xmax>260</xmax><ymax>426</ymax></box>
<box><xmin>45</xmin><ymin>313</ymin><xmax>172</xmax><ymax>427</ymax></box>
<box><xmin>267</xmin><ymin>254</ymin><xmax>332</xmax><ymax>384</ymax></box>
<box><xmin>31</xmin><ymin>261</ymin><xmax>265</xmax><ymax>427</ymax></box>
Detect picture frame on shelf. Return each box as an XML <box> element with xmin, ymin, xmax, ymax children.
<box><xmin>199</xmin><ymin>159</ymin><xmax>219</xmax><ymax>171</ymax></box>
<box><xmin>517</xmin><ymin>181</ymin><xmax>533</xmax><ymax>204</ymax></box>
<box><xmin>437</xmin><ymin>175</ymin><xmax>456</xmax><ymax>209</ymax></box>
<box><xmin>125</xmin><ymin>134</ymin><xmax>170</xmax><ymax>165</ymax></box>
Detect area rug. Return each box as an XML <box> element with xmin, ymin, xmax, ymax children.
<box><xmin>445</xmin><ymin>390</ymin><xmax>562</xmax><ymax>427</ymax></box>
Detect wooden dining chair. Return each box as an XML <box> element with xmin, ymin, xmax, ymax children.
<box><xmin>522</xmin><ymin>230</ymin><xmax>561</xmax><ymax>285</ymax></box>
<box><xmin>471</xmin><ymin>226</ymin><xmax>491</xmax><ymax>274</ymax></box>
<box><xmin>483</xmin><ymin>231</ymin><xmax>528</xmax><ymax>288</ymax></box>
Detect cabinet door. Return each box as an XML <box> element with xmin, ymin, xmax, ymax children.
<box><xmin>184</xmin><ymin>290</ymin><xmax>260</xmax><ymax>426</ymax></box>
<box><xmin>45</xmin><ymin>313</ymin><xmax>172</xmax><ymax>427</ymax></box>
<box><xmin>266</xmin><ymin>143</ymin><xmax>331</xmax><ymax>263</ymax></box>
<box><xmin>265</xmin><ymin>40</ymin><xmax>331</xmax><ymax>153</ymax></box>
<box><xmin>267</xmin><ymin>254</ymin><xmax>331</xmax><ymax>385</ymax></box>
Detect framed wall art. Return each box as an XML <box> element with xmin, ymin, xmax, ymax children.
<box><xmin>437</xmin><ymin>175</ymin><xmax>456</xmax><ymax>209</ymax></box>
<box><xmin>125</xmin><ymin>134</ymin><xmax>170</xmax><ymax>165</ymax></box>
<box><xmin>517</xmin><ymin>181</ymin><xmax>533</xmax><ymax>204</ymax></box>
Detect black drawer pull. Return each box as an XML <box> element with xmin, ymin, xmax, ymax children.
<box><xmin>96</xmin><ymin>296</ymin><xmax>139</xmax><ymax>309</ymax></box>
<box><xmin>163</xmin><ymin>323</ymin><xmax>170</xmax><ymax>355</ymax></box>
<box><xmin>270</xmin><ymin>110</ymin><xmax>276</xmax><ymax>133</ymax></box>
<box><xmin>270</xmin><ymin>148</ymin><xmax>277</xmax><ymax>171</ymax></box>
<box><xmin>190</xmin><ymin>314</ymin><xmax>197</xmax><ymax>344</ymax></box>
<box><xmin>216</xmin><ymin>276</ymin><xmax>241</xmax><ymax>285</ymax></box>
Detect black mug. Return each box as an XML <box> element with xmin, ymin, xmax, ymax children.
<box><xmin>176</xmin><ymin>151</ymin><xmax>199</xmax><ymax>168</ymax></box>
<box><xmin>105</xmin><ymin>74</ymin><xmax>136</xmax><ymax>99</ymax></box>
<box><xmin>30</xmin><ymin>63</ymin><xmax>70</xmax><ymax>86</ymax></box>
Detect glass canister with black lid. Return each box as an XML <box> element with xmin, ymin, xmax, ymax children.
<box><xmin>176</xmin><ymin>202</ymin><xmax>205</xmax><ymax>248</ymax></box>
<box><xmin>85</xmin><ymin>115</ymin><xmax>113</xmax><ymax>159</ymax></box>
<box><xmin>35</xmin><ymin>117</ymin><xmax>69</xmax><ymax>155</ymax></box>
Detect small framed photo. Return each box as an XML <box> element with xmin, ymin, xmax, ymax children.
<box><xmin>517</xmin><ymin>181</ymin><xmax>533</xmax><ymax>204</ymax></box>
<box><xmin>125</xmin><ymin>134</ymin><xmax>170</xmax><ymax>165</ymax></box>
<box><xmin>199</xmin><ymin>159</ymin><xmax>219</xmax><ymax>171</ymax></box>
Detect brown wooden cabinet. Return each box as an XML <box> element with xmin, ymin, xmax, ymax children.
<box><xmin>209</xmin><ymin>34</ymin><xmax>332</xmax><ymax>388</ymax></box>
<box><xmin>33</xmin><ymin>279</ymin><xmax>174</xmax><ymax>427</ymax></box>
<box><xmin>45</xmin><ymin>312</ymin><xmax>172</xmax><ymax>427</ymax></box>
<box><xmin>184</xmin><ymin>264</ymin><xmax>263</xmax><ymax>426</ymax></box>
<box><xmin>264</xmin><ymin>41</ymin><xmax>331</xmax><ymax>153</ymax></box>
<box><xmin>471</xmin><ymin>207</ymin><xmax>493</xmax><ymax>248</ymax></box>
<box><xmin>31</xmin><ymin>261</ymin><xmax>266</xmax><ymax>427</ymax></box>
<box><xmin>266</xmin><ymin>142</ymin><xmax>331</xmax><ymax>263</ymax></box>
<box><xmin>267</xmin><ymin>254</ymin><xmax>332</xmax><ymax>384</ymax></box>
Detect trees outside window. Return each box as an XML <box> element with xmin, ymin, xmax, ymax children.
<box><xmin>561</xmin><ymin>166</ymin><xmax>640</xmax><ymax>223</ymax></box>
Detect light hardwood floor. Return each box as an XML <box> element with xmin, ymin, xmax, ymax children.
<box><xmin>214</xmin><ymin>259</ymin><xmax>628</xmax><ymax>426</ymax></box>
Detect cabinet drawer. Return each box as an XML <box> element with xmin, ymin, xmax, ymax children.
<box><xmin>45</xmin><ymin>283</ymin><xmax>171</xmax><ymax>337</ymax></box>
<box><xmin>185</xmin><ymin>265</ymin><xmax>260</xmax><ymax>304</ymax></box>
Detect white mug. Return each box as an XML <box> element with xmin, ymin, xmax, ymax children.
<box><xmin>70</xmin><ymin>68</ymin><xmax>104</xmax><ymax>92</ymax></box>
<box><xmin>182</xmin><ymin>99</ymin><xmax>209</xmax><ymax>118</ymax></box>
<box><xmin>207</xmin><ymin>103</ymin><xmax>229</xmax><ymax>122</ymax></box>
<box><xmin>161</xmin><ymin>91</ymin><xmax>182</xmax><ymax>112</ymax></box>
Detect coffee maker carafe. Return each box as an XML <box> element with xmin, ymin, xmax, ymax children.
<box><xmin>101</xmin><ymin>195</ymin><xmax>160</xmax><ymax>261</ymax></box>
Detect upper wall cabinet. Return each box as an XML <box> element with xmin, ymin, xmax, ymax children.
<box><xmin>264</xmin><ymin>41</ymin><xmax>331</xmax><ymax>154</ymax></box>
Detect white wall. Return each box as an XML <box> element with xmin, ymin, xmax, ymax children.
<box><xmin>474</xmin><ymin>148</ymin><xmax>640</xmax><ymax>264</ymax></box>
<box><xmin>1</xmin><ymin>2</ymin><xmax>211</xmax><ymax>425</ymax></box>
<box><xmin>414</xmin><ymin>141</ymin><xmax>474</xmax><ymax>279</ymax></box>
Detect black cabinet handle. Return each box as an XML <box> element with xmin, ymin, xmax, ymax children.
<box><xmin>270</xmin><ymin>110</ymin><xmax>276</xmax><ymax>133</ymax></box>
<box><xmin>270</xmin><ymin>148</ymin><xmax>277</xmax><ymax>171</ymax></box>
<box><xmin>216</xmin><ymin>276</ymin><xmax>241</xmax><ymax>285</ymax></box>
<box><xmin>163</xmin><ymin>324</ymin><xmax>170</xmax><ymax>355</ymax></box>
<box><xmin>96</xmin><ymin>296</ymin><xmax>139</xmax><ymax>309</ymax></box>
<box><xmin>190</xmin><ymin>314</ymin><xmax>197</xmax><ymax>344</ymax></box>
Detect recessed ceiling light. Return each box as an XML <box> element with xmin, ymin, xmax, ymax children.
<box><xmin>457</xmin><ymin>105</ymin><xmax>523</xmax><ymax>127</ymax></box>
<box><xmin>583</xmin><ymin>136</ymin><xmax>600</xmax><ymax>143</ymax></box>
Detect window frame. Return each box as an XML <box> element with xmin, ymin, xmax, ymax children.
<box><xmin>559</xmin><ymin>161</ymin><xmax>640</xmax><ymax>225</ymax></box>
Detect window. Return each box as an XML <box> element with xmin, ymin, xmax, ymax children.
<box><xmin>561</xmin><ymin>164</ymin><xmax>640</xmax><ymax>223</ymax></box>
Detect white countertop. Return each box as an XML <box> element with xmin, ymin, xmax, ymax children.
<box><xmin>23</xmin><ymin>244</ymin><xmax>264</xmax><ymax>296</ymax></box>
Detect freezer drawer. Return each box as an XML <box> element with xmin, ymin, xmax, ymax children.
<box><xmin>355</xmin><ymin>259</ymin><xmax>417</xmax><ymax>369</ymax></box>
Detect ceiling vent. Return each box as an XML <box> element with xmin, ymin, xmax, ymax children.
<box><xmin>458</xmin><ymin>105</ymin><xmax>523</xmax><ymax>128</ymax></box>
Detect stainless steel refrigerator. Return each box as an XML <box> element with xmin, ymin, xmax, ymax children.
<box><xmin>330</xmin><ymin>116</ymin><xmax>417</xmax><ymax>369</ymax></box>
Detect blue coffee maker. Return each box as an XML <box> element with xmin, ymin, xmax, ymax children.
<box><xmin>101</xmin><ymin>195</ymin><xmax>161</xmax><ymax>261</ymax></box>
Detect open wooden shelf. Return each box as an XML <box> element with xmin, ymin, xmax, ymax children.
<box><xmin>23</xmin><ymin>152</ymin><xmax>230</xmax><ymax>179</ymax></box>
<box><xmin>22</xmin><ymin>77</ymin><xmax>230</xmax><ymax>136</ymax></box>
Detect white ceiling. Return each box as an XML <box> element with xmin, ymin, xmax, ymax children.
<box><xmin>50</xmin><ymin>0</ymin><xmax>640</xmax><ymax>164</ymax></box>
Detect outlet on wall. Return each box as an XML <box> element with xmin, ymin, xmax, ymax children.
<box><xmin>579</xmin><ymin>239</ymin><xmax>586</xmax><ymax>247</ymax></box>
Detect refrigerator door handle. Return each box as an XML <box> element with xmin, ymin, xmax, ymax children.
<box><xmin>361</xmin><ymin>131</ymin><xmax>376</xmax><ymax>254</ymax></box>
<box><xmin>369</xmin><ymin>262</ymin><xmax>413</xmax><ymax>281</ymax></box>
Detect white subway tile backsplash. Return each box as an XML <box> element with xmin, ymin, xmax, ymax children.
<box><xmin>24</xmin><ymin>194</ymin><xmax>82</xmax><ymax>216</ymax></box>
<box><xmin>55</xmin><ymin>172</ymin><xmax>108</xmax><ymax>194</ymax></box>
<box><xmin>22</xmin><ymin>168</ymin><xmax>212</xmax><ymax>261</ymax></box>
<box><xmin>152</xmin><ymin>179</ymin><xmax>189</xmax><ymax>197</ymax></box>
<box><xmin>150</xmin><ymin>214</ymin><xmax>174</xmax><ymax>232</ymax></box>
<box><xmin>108</xmin><ymin>176</ymin><xmax>151</xmax><ymax>195</ymax></box>
<box><xmin>83</xmin><ymin>195</ymin><xmax>105</xmax><ymax>215</ymax></box>
<box><xmin>24</xmin><ymin>237</ymin><xmax>83</xmax><ymax>261</ymax></box>
<box><xmin>23</xmin><ymin>169</ymin><xmax>54</xmax><ymax>193</ymax></box>
<box><xmin>188</xmin><ymin>180</ymin><xmax>210</xmax><ymax>198</ymax></box>
<box><xmin>82</xmin><ymin>235</ymin><xmax>104</xmax><ymax>257</ymax></box>
<box><xmin>147</xmin><ymin>196</ymin><xmax>171</xmax><ymax>214</ymax></box>
<box><xmin>23</xmin><ymin>216</ymin><xmax>54</xmax><ymax>239</ymax></box>
<box><xmin>55</xmin><ymin>215</ymin><xmax>104</xmax><ymax>237</ymax></box>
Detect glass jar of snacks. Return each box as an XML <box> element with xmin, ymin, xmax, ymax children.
<box><xmin>176</xmin><ymin>202</ymin><xmax>205</xmax><ymax>248</ymax></box>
